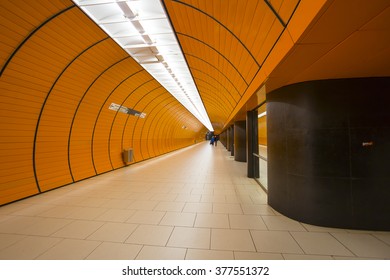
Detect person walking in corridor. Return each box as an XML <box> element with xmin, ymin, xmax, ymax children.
<box><xmin>213</xmin><ymin>135</ymin><xmax>218</xmax><ymax>146</ymax></box>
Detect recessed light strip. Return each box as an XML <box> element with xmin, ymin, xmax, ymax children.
<box><xmin>73</xmin><ymin>0</ymin><xmax>214</xmax><ymax>131</ymax></box>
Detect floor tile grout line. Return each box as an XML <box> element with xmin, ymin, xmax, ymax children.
<box><xmin>83</xmin><ymin>240</ymin><xmax>104</xmax><ymax>260</ymax></box>
<box><xmin>329</xmin><ymin>232</ymin><xmax>358</xmax><ymax>257</ymax></box>
<box><xmin>369</xmin><ymin>232</ymin><xmax>390</xmax><ymax>247</ymax></box>
<box><xmin>288</xmin><ymin>230</ymin><xmax>306</xmax><ymax>255</ymax></box>
<box><xmin>164</xmin><ymin>225</ymin><xmax>176</xmax><ymax>247</ymax></box>
<box><xmin>32</xmin><ymin>237</ymin><xmax>65</xmax><ymax>260</ymax></box>
<box><xmin>248</xmin><ymin>229</ymin><xmax>258</xmax><ymax>253</ymax></box>
<box><xmin>0</xmin><ymin>234</ymin><xmax>29</xmax><ymax>253</ymax></box>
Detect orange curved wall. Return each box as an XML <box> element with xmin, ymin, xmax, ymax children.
<box><xmin>0</xmin><ymin>0</ymin><xmax>205</xmax><ymax>205</ymax></box>
<box><xmin>0</xmin><ymin>0</ymin><xmax>330</xmax><ymax>205</ymax></box>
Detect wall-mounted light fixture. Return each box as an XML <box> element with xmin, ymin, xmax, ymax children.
<box><xmin>73</xmin><ymin>0</ymin><xmax>213</xmax><ymax>131</ymax></box>
<box><xmin>258</xmin><ymin>111</ymin><xmax>267</xmax><ymax>118</ymax></box>
<box><xmin>109</xmin><ymin>103</ymin><xmax>146</xmax><ymax>118</ymax></box>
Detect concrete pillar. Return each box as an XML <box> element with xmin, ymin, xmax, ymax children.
<box><xmin>227</xmin><ymin>127</ymin><xmax>231</xmax><ymax>151</ymax></box>
<box><xmin>247</xmin><ymin>111</ymin><xmax>259</xmax><ymax>178</ymax></box>
<box><xmin>234</xmin><ymin>121</ymin><xmax>246</xmax><ymax>162</ymax></box>
<box><xmin>229</xmin><ymin>125</ymin><xmax>234</xmax><ymax>156</ymax></box>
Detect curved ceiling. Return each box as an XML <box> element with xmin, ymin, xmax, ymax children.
<box><xmin>163</xmin><ymin>0</ymin><xmax>300</xmax><ymax>131</ymax></box>
<box><xmin>164</xmin><ymin>0</ymin><xmax>390</xmax><ymax>130</ymax></box>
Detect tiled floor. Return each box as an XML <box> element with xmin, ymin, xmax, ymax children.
<box><xmin>0</xmin><ymin>142</ymin><xmax>389</xmax><ymax>260</ymax></box>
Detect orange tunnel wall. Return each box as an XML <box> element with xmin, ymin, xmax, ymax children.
<box><xmin>0</xmin><ymin>0</ymin><xmax>205</xmax><ymax>205</ymax></box>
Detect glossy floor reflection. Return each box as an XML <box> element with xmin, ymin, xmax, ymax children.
<box><xmin>0</xmin><ymin>142</ymin><xmax>389</xmax><ymax>260</ymax></box>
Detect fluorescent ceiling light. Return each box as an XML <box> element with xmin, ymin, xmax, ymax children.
<box><xmin>73</xmin><ymin>0</ymin><xmax>213</xmax><ymax>131</ymax></box>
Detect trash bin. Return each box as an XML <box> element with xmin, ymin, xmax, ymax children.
<box><xmin>122</xmin><ymin>148</ymin><xmax>133</xmax><ymax>164</ymax></box>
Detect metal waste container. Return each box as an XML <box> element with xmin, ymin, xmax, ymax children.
<box><xmin>122</xmin><ymin>148</ymin><xmax>133</xmax><ymax>164</ymax></box>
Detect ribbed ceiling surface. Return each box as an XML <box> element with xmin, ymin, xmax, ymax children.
<box><xmin>163</xmin><ymin>0</ymin><xmax>299</xmax><ymax>131</ymax></box>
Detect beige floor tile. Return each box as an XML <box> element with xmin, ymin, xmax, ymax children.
<box><xmin>75</xmin><ymin>197</ymin><xmax>112</xmax><ymax>207</ymax></box>
<box><xmin>125</xmin><ymin>225</ymin><xmax>173</xmax><ymax>246</ymax></box>
<box><xmin>191</xmin><ymin>189</ymin><xmax>213</xmax><ymax>195</ymax></box>
<box><xmin>104</xmin><ymin>191</ymin><xmax>133</xmax><ymax>200</ymax></box>
<box><xmin>211</xmin><ymin>229</ymin><xmax>255</xmax><ymax>251</ymax></box>
<box><xmin>0</xmin><ymin>216</ymin><xmax>45</xmax><ymax>234</ymax></box>
<box><xmin>87</xmin><ymin>222</ymin><xmax>137</xmax><ymax>242</ymax></box>
<box><xmin>301</xmin><ymin>223</ymin><xmax>348</xmax><ymax>233</ymax></box>
<box><xmin>36</xmin><ymin>239</ymin><xmax>101</xmax><ymax>260</ymax></box>
<box><xmin>154</xmin><ymin>201</ymin><xmax>185</xmax><ymax>212</ymax></box>
<box><xmin>234</xmin><ymin>251</ymin><xmax>284</xmax><ymax>260</ymax></box>
<box><xmin>167</xmin><ymin>227</ymin><xmax>210</xmax><ymax>249</ymax></box>
<box><xmin>86</xmin><ymin>242</ymin><xmax>142</xmax><ymax>260</ymax></box>
<box><xmin>225</xmin><ymin>195</ymin><xmax>240</xmax><ymax>203</ymax></box>
<box><xmin>38</xmin><ymin>205</ymin><xmax>81</xmax><ymax>218</ymax></box>
<box><xmin>373</xmin><ymin>233</ymin><xmax>390</xmax><ymax>246</ymax></box>
<box><xmin>127</xmin><ymin>201</ymin><xmax>159</xmax><ymax>211</ymax></box>
<box><xmin>160</xmin><ymin>212</ymin><xmax>196</xmax><ymax>227</ymax></box>
<box><xmin>0</xmin><ymin>215</ymin><xmax>11</xmax><ymax>223</ymax></box>
<box><xmin>213</xmin><ymin>189</ymin><xmax>237</xmax><ymax>196</ymax></box>
<box><xmin>213</xmin><ymin>203</ymin><xmax>243</xmax><ymax>214</ymax></box>
<box><xmin>195</xmin><ymin>213</ymin><xmax>230</xmax><ymax>228</ymax></box>
<box><xmin>100</xmin><ymin>199</ymin><xmax>134</xmax><ymax>209</ymax></box>
<box><xmin>51</xmin><ymin>220</ymin><xmax>104</xmax><ymax>239</ymax></box>
<box><xmin>331</xmin><ymin>232</ymin><xmax>390</xmax><ymax>258</ymax></box>
<box><xmin>128</xmin><ymin>193</ymin><xmax>154</xmax><ymax>200</ymax></box>
<box><xmin>262</xmin><ymin>216</ymin><xmax>306</xmax><ymax>231</ymax></box>
<box><xmin>251</xmin><ymin>231</ymin><xmax>304</xmax><ymax>254</ymax></box>
<box><xmin>95</xmin><ymin>209</ymin><xmax>135</xmax><ymax>222</ymax></box>
<box><xmin>17</xmin><ymin>218</ymin><xmax>73</xmax><ymax>236</ymax></box>
<box><xmin>126</xmin><ymin>210</ymin><xmax>165</xmax><ymax>225</ymax></box>
<box><xmin>10</xmin><ymin>204</ymin><xmax>55</xmax><ymax>216</ymax></box>
<box><xmin>66</xmin><ymin>207</ymin><xmax>108</xmax><ymax>220</ymax></box>
<box><xmin>186</xmin><ymin>249</ymin><xmax>234</xmax><ymax>260</ymax></box>
<box><xmin>175</xmin><ymin>194</ymin><xmax>201</xmax><ymax>202</ymax></box>
<box><xmin>183</xmin><ymin>203</ymin><xmax>212</xmax><ymax>213</ymax></box>
<box><xmin>150</xmin><ymin>193</ymin><xmax>178</xmax><ymax>201</ymax></box>
<box><xmin>333</xmin><ymin>256</ymin><xmax>381</xmax><ymax>260</ymax></box>
<box><xmin>283</xmin><ymin>254</ymin><xmax>333</xmax><ymax>260</ymax></box>
<box><xmin>241</xmin><ymin>204</ymin><xmax>276</xmax><ymax>215</ymax></box>
<box><xmin>250</xmin><ymin>195</ymin><xmax>268</xmax><ymax>204</ymax></box>
<box><xmin>201</xmin><ymin>194</ymin><xmax>226</xmax><ymax>203</ymax></box>
<box><xmin>0</xmin><ymin>203</ymin><xmax>31</xmax><ymax>215</ymax></box>
<box><xmin>148</xmin><ymin>187</ymin><xmax>172</xmax><ymax>194</ymax></box>
<box><xmin>136</xmin><ymin>246</ymin><xmax>186</xmax><ymax>260</ymax></box>
<box><xmin>47</xmin><ymin>196</ymin><xmax>86</xmax><ymax>206</ymax></box>
<box><xmin>170</xmin><ymin>187</ymin><xmax>194</xmax><ymax>195</ymax></box>
<box><xmin>229</xmin><ymin>215</ymin><xmax>267</xmax><ymax>230</ymax></box>
<box><xmin>0</xmin><ymin>233</ymin><xmax>26</xmax><ymax>250</ymax></box>
<box><xmin>184</xmin><ymin>183</ymin><xmax>204</xmax><ymax>189</ymax></box>
<box><xmin>291</xmin><ymin>232</ymin><xmax>354</xmax><ymax>256</ymax></box>
<box><xmin>236</xmin><ymin>195</ymin><xmax>254</xmax><ymax>203</ymax></box>
<box><xmin>0</xmin><ymin>236</ymin><xmax>62</xmax><ymax>260</ymax></box>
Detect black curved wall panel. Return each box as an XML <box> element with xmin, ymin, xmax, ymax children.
<box><xmin>267</xmin><ymin>77</ymin><xmax>390</xmax><ymax>230</ymax></box>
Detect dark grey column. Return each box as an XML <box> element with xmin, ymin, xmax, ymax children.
<box><xmin>247</xmin><ymin>111</ymin><xmax>259</xmax><ymax>178</ymax></box>
<box><xmin>267</xmin><ymin>77</ymin><xmax>390</xmax><ymax>230</ymax></box>
<box><xmin>220</xmin><ymin>131</ymin><xmax>227</xmax><ymax>147</ymax></box>
<box><xmin>229</xmin><ymin>125</ymin><xmax>234</xmax><ymax>156</ymax></box>
<box><xmin>227</xmin><ymin>127</ymin><xmax>231</xmax><ymax>151</ymax></box>
<box><xmin>234</xmin><ymin>121</ymin><xmax>246</xmax><ymax>162</ymax></box>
